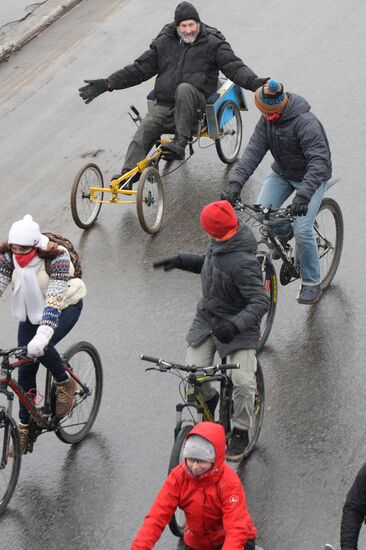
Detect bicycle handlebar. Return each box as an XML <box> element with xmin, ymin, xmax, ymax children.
<box><xmin>0</xmin><ymin>346</ymin><xmax>28</xmax><ymax>359</ymax></box>
<box><xmin>140</xmin><ymin>354</ymin><xmax>239</xmax><ymax>373</ymax></box>
<box><xmin>234</xmin><ymin>201</ymin><xmax>294</xmax><ymax>223</ymax></box>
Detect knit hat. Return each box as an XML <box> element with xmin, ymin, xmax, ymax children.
<box><xmin>255</xmin><ymin>79</ymin><xmax>289</xmax><ymax>115</ymax></box>
<box><xmin>200</xmin><ymin>200</ymin><xmax>239</xmax><ymax>240</ymax></box>
<box><xmin>174</xmin><ymin>2</ymin><xmax>200</xmax><ymax>25</ymax></box>
<box><xmin>183</xmin><ymin>435</ymin><xmax>216</xmax><ymax>462</ymax></box>
<box><xmin>8</xmin><ymin>214</ymin><xmax>42</xmax><ymax>247</ymax></box>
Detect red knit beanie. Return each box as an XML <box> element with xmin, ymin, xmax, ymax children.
<box><xmin>200</xmin><ymin>200</ymin><xmax>239</xmax><ymax>240</ymax></box>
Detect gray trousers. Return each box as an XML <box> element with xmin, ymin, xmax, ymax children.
<box><xmin>123</xmin><ymin>82</ymin><xmax>206</xmax><ymax>171</ymax></box>
<box><xmin>186</xmin><ymin>337</ymin><xmax>257</xmax><ymax>431</ymax></box>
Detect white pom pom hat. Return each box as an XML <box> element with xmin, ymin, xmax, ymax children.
<box><xmin>8</xmin><ymin>214</ymin><xmax>42</xmax><ymax>247</ymax></box>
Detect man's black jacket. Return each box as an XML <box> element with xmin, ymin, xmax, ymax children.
<box><xmin>107</xmin><ymin>22</ymin><xmax>259</xmax><ymax>103</ymax></box>
<box><xmin>176</xmin><ymin>222</ymin><xmax>270</xmax><ymax>356</ymax></box>
<box><xmin>341</xmin><ymin>463</ymin><xmax>366</xmax><ymax>549</ymax></box>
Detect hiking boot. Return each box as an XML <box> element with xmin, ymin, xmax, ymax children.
<box><xmin>8</xmin><ymin>423</ymin><xmax>29</xmax><ymax>457</ymax></box>
<box><xmin>161</xmin><ymin>137</ymin><xmax>188</xmax><ymax>160</ymax></box>
<box><xmin>225</xmin><ymin>428</ymin><xmax>249</xmax><ymax>462</ymax></box>
<box><xmin>55</xmin><ymin>377</ymin><xmax>76</xmax><ymax>417</ymax></box>
<box><xmin>297</xmin><ymin>284</ymin><xmax>322</xmax><ymax>305</ymax></box>
<box><xmin>206</xmin><ymin>391</ymin><xmax>219</xmax><ymax>419</ymax></box>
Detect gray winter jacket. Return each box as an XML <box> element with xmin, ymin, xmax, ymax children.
<box><xmin>229</xmin><ymin>93</ymin><xmax>332</xmax><ymax>200</ymax></box>
<box><xmin>179</xmin><ymin>223</ymin><xmax>270</xmax><ymax>355</ymax></box>
<box><xmin>107</xmin><ymin>22</ymin><xmax>260</xmax><ymax>105</ymax></box>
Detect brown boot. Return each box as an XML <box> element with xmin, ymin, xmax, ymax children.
<box><xmin>55</xmin><ymin>377</ymin><xmax>76</xmax><ymax>417</ymax></box>
<box><xmin>8</xmin><ymin>423</ymin><xmax>29</xmax><ymax>457</ymax></box>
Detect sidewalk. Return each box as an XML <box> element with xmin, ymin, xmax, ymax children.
<box><xmin>0</xmin><ymin>0</ymin><xmax>83</xmax><ymax>62</ymax></box>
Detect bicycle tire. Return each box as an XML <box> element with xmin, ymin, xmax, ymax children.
<box><xmin>0</xmin><ymin>410</ymin><xmax>21</xmax><ymax>514</ymax></box>
<box><xmin>215</xmin><ymin>100</ymin><xmax>243</xmax><ymax>164</ymax></box>
<box><xmin>257</xmin><ymin>255</ymin><xmax>277</xmax><ymax>351</ymax></box>
<box><xmin>168</xmin><ymin>424</ymin><xmax>194</xmax><ymax>537</ymax></box>
<box><xmin>55</xmin><ymin>341</ymin><xmax>103</xmax><ymax>444</ymax></box>
<box><xmin>136</xmin><ymin>166</ymin><xmax>164</xmax><ymax>234</ymax></box>
<box><xmin>243</xmin><ymin>360</ymin><xmax>265</xmax><ymax>459</ymax></box>
<box><xmin>314</xmin><ymin>197</ymin><xmax>344</xmax><ymax>289</ymax></box>
<box><xmin>71</xmin><ymin>163</ymin><xmax>104</xmax><ymax>229</ymax></box>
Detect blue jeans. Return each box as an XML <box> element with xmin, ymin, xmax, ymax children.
<box><xmin>257</xmin><ymin>170</ymin><xmax>327</xmax><ymax>285</ymax></box>
<box><xmin>17</xmin><ymin>301</ymin><xmax>83</xmax><ymax>423</ymax></box>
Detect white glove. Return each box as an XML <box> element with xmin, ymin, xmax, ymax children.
<box><xmin>27</xmin><ymin>325</ymin><xmax>54</xmax><ymax>358</ymax></box>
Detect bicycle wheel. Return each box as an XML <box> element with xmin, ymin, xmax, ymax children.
<box><xmin>168</xmin><ymin>424</ymin><xmax>194</xmax><ymax>537</ymax></box>
<box><xmin>314</xmin><ymin>197</ymin><xmax>344</xmax><ymax>289</ymax></box>
<box><xmin>136</xmin><ymin>166</ymin><xmax>164</xmax><ymax>234</ymax></box>
<box><xmin>243</xmin><ymin>360</ymin><xmax>265</xmax><ymax>459</ymax></box>
<box><xmin>56</xmin><ymin>341</ymin><xmax>103</xmax><ymax>444</ymax></box>
<box><xmin>71</xmin><ymin>163</ymin><xmax>104</xmax><ymax>229</ymax></box>
<box><xmin>0</xmin><ymin>410</ymin><xmax>21</xmax><ymax>514</ymax></box>
<box><xmin>215</xmin><ymin>100</ymin><xmax>243</xmax><ymax>164</ymax></box>
<box><xmin>257</xmin><ymin>254</ymin><xmax>277</xmax><ymax>351</ymax></box>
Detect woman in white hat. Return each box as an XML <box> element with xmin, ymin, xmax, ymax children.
<box><xmin>0</xmin><ymin>214</ymin><xmax>86</xmax><ymax>454</ymax></box>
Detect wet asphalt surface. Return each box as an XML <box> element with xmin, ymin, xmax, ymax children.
<box><xmin>0</xmin><ymin>0</ymin><xmax>366</xmax><ymax>548</ymax></box>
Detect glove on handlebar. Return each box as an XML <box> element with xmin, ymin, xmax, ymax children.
<box><xmin>212</xmin><ymin>320</ymin><xmax>238</xmax><ymax>343</ymax></box>
<box><xmin>79</xmin><ymin>79</ymin><xmax>110</xmax><ymax>104</ymax></box>
<box><xmin>27</xmin><ymin>325</ymin><xmax>54</xmax><ymax>358</ymax></box>
<box><xmin>226</xmin><ymin>182</ymin><xmax>242</xmax><ymax>206</ymax></box>
<box><xmin>153</xmin><ymin>255</ymin><xmax>182</xmax><ymax>271</ymax></box>
<box><xmin>291</xmin><ymin>194</ymin><xmax>309</xmax><ymax>217</ymax></box>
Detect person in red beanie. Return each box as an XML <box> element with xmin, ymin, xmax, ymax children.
<box><xmin>154</xmin><ymin>201</ymin><xmax>269</xmax><ymax>461</ymax></box>
<box><xmin>131</xmin><ymin>422</ymin><xmax>257</xmax><ymax>549</ymax></box>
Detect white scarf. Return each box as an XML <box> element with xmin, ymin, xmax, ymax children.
<box><xmin>11</xmin><ymin>238</ymin><xmax>49</xmax><ymax>324</ymax></box>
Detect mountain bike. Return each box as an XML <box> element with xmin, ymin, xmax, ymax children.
<box><xmin>236</xmin><ymin>193</ymin><xmax>344</xmax><ymax>350</ymax></box>
<box><xmin>71</xmin><ymin>80</ymin><xmax>247</xmax><ymax>234</ymax></box>
<box><xmin>140</xmin><ymin>354</ymin><xmax>265</xmax><ymax>538</ymax></box>
<box><xmin>0</xmin><ymin>342</ymin><xmax>103</xmax><ymax>514</ymax></box>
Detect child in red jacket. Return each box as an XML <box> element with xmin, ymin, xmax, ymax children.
<box><xmin>131</xmin><ymin>422</ymin><xmax>256</xmax><ymax>550</ymax></box>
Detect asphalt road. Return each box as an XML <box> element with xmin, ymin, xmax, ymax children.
<box><xmin>0</xmin><ymin>1</ymin><xmax>366</xmax><ymax>549</ymax></box>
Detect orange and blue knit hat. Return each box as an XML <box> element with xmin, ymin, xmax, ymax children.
<box><xmin>255</xmin><ymin>79</ymin><xmax>289</xmax><ymax>115</ymax></box>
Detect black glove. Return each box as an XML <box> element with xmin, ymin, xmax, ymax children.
<box><xmin>153</xmin><ymin>255</ymin><xmax>182</xmax><ymax>271</ymax></box>
<box><xmin>79</xmin><ymin>79</ymin><xmax>110</xmax><ymax>104</ymax></box>
<box><xmin>212</xmin><ymin>320</ymin><xmax>238</xmax><ymax>343</ymax></box>
<box><xmin>226</xmin><ymin>182</ymin><xmax>242</xmax><ymax>206</ymax></box>
<box><xmin>249</xmin><ymin>77</ymin><xmax>270</xmax><ymax>91</ymax></box>
<box><xmin>291</xmin><ymin>194</ymin><xmax>310</xmax><ymax>216</ymax></box>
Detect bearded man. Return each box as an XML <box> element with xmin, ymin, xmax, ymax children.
<box><xmin>79</xmin><ymin>2</ymin><xmax>268</xmax><ymax>184</ymax></box>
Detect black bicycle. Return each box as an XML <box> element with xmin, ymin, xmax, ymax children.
<box><xmin>0</xmin><ymin>342</ymin><xmax>103</xmax><ymax>514</ymax></box>
<box><xmin>236</xmin><ymin>195</ymin><xmax>344</xmax><ymax>349</ymax></box>
<box><xmin>140</xmin><ymin>354</ymin><xmax>265</xmax><ymax>538</ymax></box>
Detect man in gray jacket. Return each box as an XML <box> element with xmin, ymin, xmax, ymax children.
<box><xmin>226</xmin><ymin>80</ymin><xmax>332</xmax><ymax>305</ymax></box>
<box><xmin>154</xmin><ymin>200</ymin><xmax>269</xmax><ymax>461</ymax></box>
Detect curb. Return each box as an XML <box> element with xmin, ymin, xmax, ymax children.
<box><xmin>0</xmin><ymin>0</ymin><xmax>83</xmax><ymax>63</ymax></box>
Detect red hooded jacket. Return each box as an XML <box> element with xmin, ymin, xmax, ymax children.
<box><xmin>131</xmin><ymin>422</ymin><xmax>256</xmax><ymax>550</ymax></box>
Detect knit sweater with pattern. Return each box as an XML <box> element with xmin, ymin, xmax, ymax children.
<box><xmin>0</xmin><ymin>250</ymin><xmax>70</xmax><ymax>330</ymax></box>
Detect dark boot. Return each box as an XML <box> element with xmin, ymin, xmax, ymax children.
<box><xmin>297</xmin><ymin>284</ymin><xmax>322</xmax><ymax>305</ymax></box>
<box><xmin>206</xmin><ymin>391</ymin><xmax>219</xmax><ymax>419</ymax></box>
<box><xmin>161</xmin><ymin>137</ymin><xmax>188</xmax><ymax>160</ymax></box>
<box><xmin>111</xmin><ymin>168</ymin><xmax>140</xmax><ymax>190</ymax></box>
<box><xmin>225</xmin><ymin>427</ymin><xmax>249</xmax><ymax>462</ymax></box>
